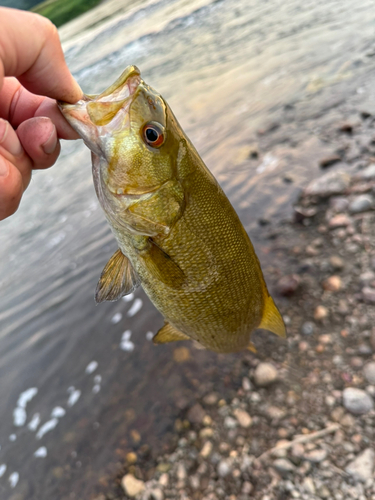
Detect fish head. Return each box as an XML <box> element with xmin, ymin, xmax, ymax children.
<box><xmin>59</xmin><ymin>65</ymin><xmax>179</xmax><ymax>204</ymax></box>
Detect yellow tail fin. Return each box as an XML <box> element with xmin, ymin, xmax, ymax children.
<box><xmin>258</xmin><ymin>295</ymin><xmax>286</xmax><ymax>338</ymax></box>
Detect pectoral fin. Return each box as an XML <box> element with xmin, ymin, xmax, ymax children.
<box><xmin>258</xmin><ymin>295</ymin><xmax>286</xmax><ymax>338</ymax></box>
<box><xmin>141</xmin><ymin>240</ymin><xmax>185</xmax><ymax>289</ymax></box>
<box><xmin>95</xmin><ymin>249</ymin><xmax>140</xmax><ymax>303</ymax></box>
<box><xmin>153</xmin><ymin>323</ymin><xmax>190</xmax><ymax>344</ymax></box>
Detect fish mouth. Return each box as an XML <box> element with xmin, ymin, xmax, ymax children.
<box><xmin>58</xmin><ymin>65</ymin><xmax>142</xmax><ymax>144</ymax></box>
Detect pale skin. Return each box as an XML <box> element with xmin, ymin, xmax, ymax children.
<box><xmin>0</xmin><ymin>7</ymin><xmax>83</xmax><ymax>220</ymax></box>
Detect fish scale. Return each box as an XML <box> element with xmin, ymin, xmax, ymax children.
<box><xmin>59</xmin><ymin>65</ymin><xmax>286</xmax><ymax>353</ymax></box>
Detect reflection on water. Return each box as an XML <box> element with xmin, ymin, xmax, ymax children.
<box><xmin>1</xmin><ymin>0</ymin><xmax>375</xmax><ymax>498</ymax></box>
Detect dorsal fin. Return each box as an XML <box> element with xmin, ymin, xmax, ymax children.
<box><xmin>258</xmin><ymin>294</ymin><xmax>286</xmax><ymax>338</ymax></box>
<box><xmin>153</xmin><ymin>323</ymin><xmax>190</xmax><ymax>344</ymax></box>
<box><xmin>95</xmin><ymin>249</ymin><xmax>140</xmax><ymax>303</ymax></box>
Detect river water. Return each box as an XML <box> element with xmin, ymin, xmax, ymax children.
<box><xmin>1</xmin><ymin>1</ymin><xmax>375</xmax><ymax>498</ymax></box>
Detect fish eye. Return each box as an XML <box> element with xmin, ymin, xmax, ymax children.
<box><xmin>142</xmin><ymin>122</ymin><xmax>165</xmax><ymax>148</ymax></box>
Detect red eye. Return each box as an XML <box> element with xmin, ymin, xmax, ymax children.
<box><xmin>142</xmin><ymin>122</ymin><xmax>164</xmax><ymax>148</ymax></box>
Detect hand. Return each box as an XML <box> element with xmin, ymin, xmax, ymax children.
<box><xmin>0</xmin><ymin>7</ymin><xmax>82</xmax><ymax>220</ymax></box>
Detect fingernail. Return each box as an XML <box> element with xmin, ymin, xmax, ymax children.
<box><xmin>0</xmin><ymin>156</ymin><xmax>9</xmax><ymax>177</ymax></box>
<box><xmin>42</xmin><ymin>126</ymin><xmax>58</xmax><ymax>155</ymax></box>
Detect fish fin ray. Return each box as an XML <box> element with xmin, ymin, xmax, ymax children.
<box><xmin>95</xmin><ymin>249</ymin><xmax>140</xmax><ymax>303</ymax></box>
<box><xmin>153</xmin><ymin>323</ymin><xmax>190</xmax><ymax>344</ymax></box>
<box><xmin>142</xmin><ymin>240</ymin><xmax>185</xmax><ymax>289</ymax></box>
<box><xmin>246</xmin><ymin>341</ymin><xmax>257</xmax><ymax>353</ymax></box>
<box><xmin>258</xmin><ymin>295</ymin><xmax>286</xmax><ymax>338</ymax></box>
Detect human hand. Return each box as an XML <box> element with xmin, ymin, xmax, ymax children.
<box><xmin>0</xmin><ymin>7</ymin><xmax>82</xmax><ymax>220</ymax></box>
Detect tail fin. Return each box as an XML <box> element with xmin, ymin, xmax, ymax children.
<box><xmin>258</xmin><ymin>295</ymin><xmax>286</xmax><ymax>338</ymax></box>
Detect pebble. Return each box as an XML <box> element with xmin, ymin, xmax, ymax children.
<box><xmin>224</xmin><ymin>416</ymin><xmax>237</xmax><ymax>429</ymax></box>
<box><xmin>363</xmin><ymin>361</ymin><xmax>375</xmax><ymax>384</ymax></box>
<box><xmin>343</xmin><ymin>387</ymin><xmax>374</xmax><ymax>414</ymax></box>
<box><xmin>355</xmin><ymin>163</ymin><xmax>375</xmax><ymax>180</ymax></box>
<box><xmin>217</xmin><ymin>459</ymin><xmax>231</xmax><ymax>477</ymax></box>
<box><xmin>362</xmin><ymin>286</ymin><xmax>375</xmax><ymax>303</ymax></box>
<box><xmin>253</xmin><ymin>362</ymin><xmax>278</xmax><ymax>387</ymax></box>
<box><xmin>304</xmin><ymin>449</ymin><xmax>327</xmax><ymax>463</ymax></box>
<box><xmin>121</xmin><ymin>474</ymin><xmax>145</xmax><ymax>497</ymax></box>
<box><xmin>302</xmin><ymin>477</ymin><xmax>316</xmax><ymax>494</ymax></box>
<box><xmin>345</xmin><ymin>449</ymin><xmax>374</xmax><ymax>483</ymax></box>
<box><xmin>304</xmin><ymin>171</ymin><xmax>350</xmax><ymax>197</ymax></box>
<box><xmin>349</xmin><ymin>194</ymin><xmax>374</xmax><ymax>213</ymax></box>
<box><xmin>329</xmin><ymin>255</ymin><xmax>345</xmax><ymax>269</ymax></box>
<box><xmin>328</xmin><ymin>214</ymin><xmax>352</xmax><ymax>229</ymax></box>
<box><xmin>173</xmin><ymin>347</ymin><xmax>190</xmax><ymax>363</ymax></box>
<box><xmin>276</xmin><ymin>274</ymin><xmax>300</xmax><ymax>296</ymax></box>
<box><xmin>148</xmin><ymin>489</ymin><xmax>164</xmax><ymax>500</ymax></box>
<box><xmin>187</xmin><ymin>404</ymin><xmax>205</xmax><ymax>424</ymax></box>
<box><xmin>359</xmin><ymin>271</ymin><xmax>375</xmax><ymax>284</ymax></box>
<box><xmin>273</xmin><ymin>458</ymin><xmax>295</xmax><ymax>476</ymax></box>
<box><xmin>233</xmin><ymin>409</ymin><xmax>252</xmax><ymax>428</ymax></box>
<box><xmin>319</xmin><ymin>154</ymin><xmax>342</xmax><ymax>169</ymax></box>
<box><xmin>200</xmin><ymin>441</ymin><xmax>213</xmax><ymax>458</ymax></box>
<box><xmin>322</xmin><ymin>275</ymin><xmax>342</xmax><ymax>291</ymax></box>
<box><xmin>301</xmin><ymin>321</ymin><xmax>315</xmax><ymax>336</ymax></box>
<box><xmin>314</xmin><ymin>305</ymin><xmax>329</xmax><ymax>321</ymax></box>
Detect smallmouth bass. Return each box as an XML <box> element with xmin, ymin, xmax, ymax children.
<box><xmin>59</xmin><ymin>66</ymin><xmax>286</xmax><ymax>353</ymax></box>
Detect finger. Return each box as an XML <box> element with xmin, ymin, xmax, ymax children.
<box><xmin>17</xmin><ymin>117</ymin><xmax>61</xmax><ymax>170</ymax></box>
<box><xmin>1</xmin><ymin>78</ymin><xmax>79</xmax><ymax>139</ymax></box>
<box><xmin>0</xmin><ymin>118</ymin><xmax>32</xmax><ymax>188</ymax></box>
<box><xmin>0</xmin><ymin>7</ymin><xmax>82</xmax><ymax>103</ymax></box>
<box><xmin>0</xmin><ymin>155</ymin><xmax>24</xmax><ymax>220</ymax></box>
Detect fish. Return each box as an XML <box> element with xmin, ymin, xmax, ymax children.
<box><xmin>59</xmin><ymin>65</ymin><xmax>286</xmax><ymax>353</ymax></box>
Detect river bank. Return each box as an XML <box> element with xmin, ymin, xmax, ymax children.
<box><xmin>96</xmin><ymin>101</ymin><xmax>375</xmax><ymax>500</ymax></box>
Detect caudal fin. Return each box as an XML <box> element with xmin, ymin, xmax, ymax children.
<box><xmin>258</xmin><ymin>295</ymin><xmax>286</xmax><ymax>338</ymax></box>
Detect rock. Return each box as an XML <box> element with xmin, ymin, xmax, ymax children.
<box><xmin>302</xmin><ymin>477</ymin><xmax>316</xmax><ymax>494</ymax></box>
<box><xmin>273</xmin><ymin>458</ymin><xmax>295</xmax><ymax>476</ymax></box>
<box><xmin>355</xmin><ymin>163</ymin><xmax>375</xmax><ymax>180</ymax></box>
<box><xmin>304</xmin><ymin>449</ymin><xmax>327</xmax><ymax>463</ymax></box>
<box><xmin>363</xmin><ymin>361</ymin><xmax>375</xmax><ymax>384</ymax></box>
<box><xmin>319</xmin><ymin>154</ymin><xmax>342</xmax><ymax>169</ymax></box>
<box><xmin>200</xmin><ymin>441</ymin><xmax>213</xmax><ymax>458</ymax></box>
<box><xmin>348</xmin><ymin>194</ymin><xmax>374</xmax><ymax>214</ymax></box>
<box><xmin>343</xmin><ymin>387</ymin><xmax>374</xmax><ymax>414</ymax></box>
<box><xmin>359</xmin><ymin>271</ymin><xmax>375</xmax><ymax>284</ymax></box>
<box><xmin>217</xmin><ymin>459</ymin><xmax>231</xmax><ymax>477</ymax></box>
<box><xmin>329</xmin><ymin>255</ymin><xmax>345</xmax><ymax>270</ymax></box>
<box><xmin>328</xmin><ymin>214</ymin><xmax>352</xmax><ymax>229</ymax></box>
<box><xmin>121</xmin><ymin>474</ymin><xmax>145</xmax><ymax>497</ymax></box>
<box><xmin>148</xmin><ymin>488</ymin><xmax>164</xmax><ymax>500</ymax></box>
<box><xmin>322</xmin><ymin>275</ymin><xmax>342</xmax><ymax>292</ymax></box>
<box><xmin>203</xmin><ymin>393</ymin><xmax>218</xmax><ymax>406</ymax></box>
<box><xmin>301</xmin><ymin>321</ymin><xmax>315</xmax><ymax>336</ymax></box>
<box><xmin>233</xmin><ymin>409</ymin><xmax>252</xmax><ymax>428</ymax></box>
<box><xmin>345</xmin><ymin>448</ymin><xmax>374</xmax><ymax>483</ymax></box>
<box><xmin>304</xmin><ymin>171</ymin><xmax>350</xmax><ymax>198</ymax></box>
<box><xmin>329</xmin><ymin>197</ymin><xmax>349</xmax><ymax>213</ymax></box>
<box><xmin>314</xmin><ymin>305</ymin><xmax>329</xmax><ymax>321</ymax></box>
<box><xmin>177</xmin><ymin>463</ymin><xmax>187</xmax><ymax>481</ymax></box>
<box><xmin>224</xmin><ymin>416</ymin><xmax>237</xmax><ymax>429</ymax></box>
<box><xmin>254</xmin><ymin>362</ymin><xmax>278</xmax><ymax>387</ymax></box>
<box><xmin>276</xmin><ymin>274</ymin><xmax>300</xmax><ymax>296</ymax></box>
<box><xmin>187</xmin><ymin>403</ymin><xmax>205</xmax><ymax>424</ymax></box>
<box><xmin>362</xmin><ymin>287</ymin><xmax>375</xmax><ymax>303</ymax></box>
<box><xmin>173</xmin><ymin>347</ymin><xmax>190</xmax><ymax>362</ymax></box>
<box><xmin>158</xmin><ymin>474</ymin><xmax>169</xmax><ymax>487</ymax></box>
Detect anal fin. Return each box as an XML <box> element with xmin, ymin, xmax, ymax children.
<box><xmin>153</xmin><ymin>323</ymin><xmax>190</xmax><ymax>344</ymax></box>
<box><xmin>95</xmin><ymin>249</ymin><xmax>140</xmax><ymax>303</ymax></box>
<box><xmin>258</xmin><ymin>295</ymin><xmax>286</xmax><ymax>338</ymax></box>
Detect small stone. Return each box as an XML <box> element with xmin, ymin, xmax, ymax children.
<box><xmin>359</xmin><ymin>271</ymin><xmax>375</xmax><ymax>284</ymax></box>
<box><xmin>276</xmin><ymin>274</ymin><xmax>300</xmax><ymax>296</ymax></box>
<box><xmin>329</xmin><ymin>255</ymin><xmax>345</xmax><ymax>269</ymax></box>
<box><xmin>242</xmin><ymin>482</ymin><xmax>253</xmax><ymax>494</ymax></box>
<box><xmin>291</xmin><ymin>443</ymin><xmax>304</xmax><ymax>460</ymax></box>
<box><xmin>302</xmin><ymin>477</ymin><xmax>315</xmax><ymax>494</ymax></box>
<box><xmin>345</xmin><ymin>449</ymin><xmax>374</xmax><ymax>482</ymax></box>
<box><xmin>343</xmin><ymin>387</ymin><xmax>374</xmax><ymax>414</ymax></box>
<box><xmin>328</xmin><ymin>214</ymin><xmax>352</xmax><ymax>229</ymax></box>
<box><xmin>322</xmin><ymin>275</ymin><xmax>342</xmax><ymax>291</ymax></box>
<box><xmin>363</xmin><ymin>362</ymin><xmax>375</xmax><ymax>384</ymax></box>
<box><xmin>331</xmin><ymin>407</ymin><xmax>345</xmax><ymax>422</ymax></box>
<box><xmin>304</xmin><ymin>171</ymin><xmax>350</xmax><ymax>197</ymax></box>
<box><xmin>301</xmin><ymin>321</ymin><xmax>315</xmax><ymax>336</ymax></box>
<box><xmin>242</xmin><ymin>377</ymin><xmax>252</xmax><ymax>391</ymax></box>
<box><xmin>355</xmin><ymin>163</ymin><xmax>375</xmax><ymax>180</ymax></box>
<box><xmin>329</xmin><ymin>196</ymin><xmax>349</xmax><ymax>213</ymax></box>
<box><xmin>177</xmin><ymin>463</ymin><xmax>187</xmax><ymax>481</ymax></box>
<box><xmin>273</xmin><ymin>458</ymin><xmax>295</xmax><ymax>476</ymax></box>
<box><xmin>217</xmin><ymin>459</ymin><xmax>231</xmax><ymax>477</ymax></box>
<box><xmin>254</xmin><ymin>362</ymin><xmax>278</xmax><ymax>387</ymax></box>
<box><xmin>340</xmin><ymin>413</ymin><xmax>355</xmax><ymax>427</ymax></box>
<box><xmin>121</xmin><ymin>474</ymin><xmax>145</xmax><ymax>497</ymax></box>
<box><xmin>158</xmin><ymin>473</ymin><xmax>169</xmax><ymax>487</ymax></box>
<box><xmin>126</xmin><ymin>452</ymin><xmax>137</xmax><ymax>464</ymax></box>
<box><xmin>187</xmin><ymin>404</ymin><xmax>205</xmax><ymax>424</ymax></box>
<box><xmin>149</xmin><ymin>488</ymin><xmax>164</xmax><ymax>500</ymax></box>
<box><xmin>349</xmin><ymin>194</ymin><xmax>374</xmax><ymax>213</ymax></box>
<box><xmin>304</xmin><ymin>449</ymin><xmax>327</xmax><ymax>463</ymax></box>
<box><xmin>314</xmin><ymin>305</ymin><xmax>329</xmax><ymax>321</ymax></box>
<box><xmin>233</xmin><ymin>409</ymin><xmax>252</xmax><ymax>428</ymax></box>
<box><xmin>362</xmin><ymin>287</ymin><xmax>375</xmax><ymax>303</ymax></box>
<box><xmin>199</xmin><ymin>427</ymin><xmax>214</xmax><ymax>439</ymax></box>
<box><xmin>203</xmin><ymin>393</ymin><xmax>218</xmax><ymax>406</ymax></box>
<box><xmin>173</xmin><ymin>347</ymin><xmax>190</xmax><ymax>363</ymax></box>
<box><xmin>318</xmin><ymin>485</ymin><xmax>331</xmax><ymax>498</ymax></box>
<box><xmin>200</xmin><ymin>441</ymin><xmax>213</xmax><ymax>458</ymax></box>
<box><xmin>319</xmin><ymin>154</ymin><xmax>342</xmax><ymax>169</ymax></box>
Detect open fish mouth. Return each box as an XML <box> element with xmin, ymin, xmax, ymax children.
<box><xmin>58</xmin><ymin>65</ymin><xmax>142</xmax><ymax>144</ymax></box>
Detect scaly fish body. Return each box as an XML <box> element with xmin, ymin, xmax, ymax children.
<box><xmin>59</xmin><ymin>66</ymin><xmax>285</xmax><ymax>353</ymax></box>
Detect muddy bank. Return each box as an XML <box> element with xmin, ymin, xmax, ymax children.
<box><xmin>95</xmin><ymin>108</ymin><xmax>375</xmax><ymax>500</ymax></box>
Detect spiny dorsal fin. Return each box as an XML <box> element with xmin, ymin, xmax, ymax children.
<box><xmin>153</xmin><ymin>323</ymin><xmax>190</xmax><ymax>344</ymax></box>
<box><xmin>141</xmin><ymin>241</ymin><xmax>185</xmax><ymax>289</ymax></box>
<box><xmin>258</xmin><ymin>294</ymin><xmax>286</xmax><ymax>338</ymax></box>
<box><xmin>95</xmin><ymin>249</ymin><xmax>140</xmax><ymax>303</ymax></box>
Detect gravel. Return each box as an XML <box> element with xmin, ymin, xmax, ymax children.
<box><xmin>342</xmin><ymin>387</ymin><xmax>374</xmax><ymax>415</ymax></box>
